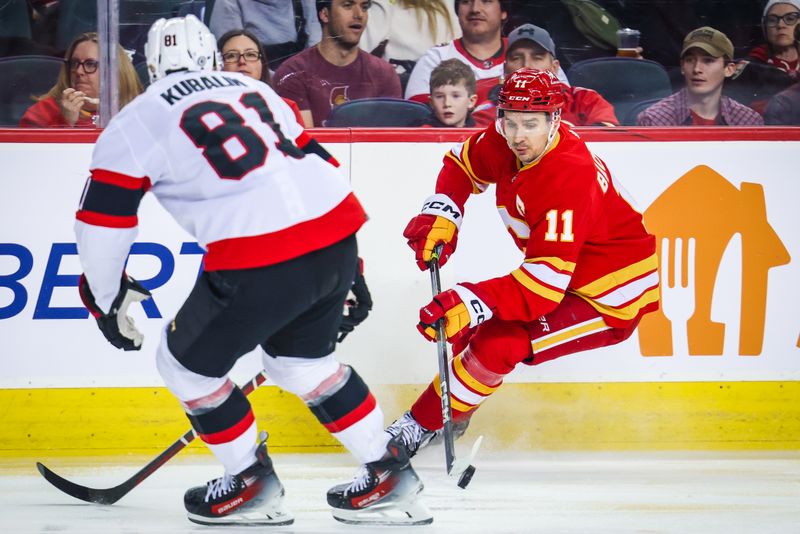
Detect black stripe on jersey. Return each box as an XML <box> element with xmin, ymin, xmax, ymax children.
<box><xmin>81</xmin><ymin>180</ymin><xmax>146</xmax><ymax>217</ymax></box>
<box><xmin>187</xmin><ymin>386</ymin><xmax>250</xmax><ymax>435</ymax></box>
<box><xmin>301</xmin><ymin>138</ymin><xmax>334</xmax><ymax>163</ymax></box>
<box><xmin>308</xmin><ymin>367</ymin><xmax>369</xmax><ymax>425</ymax></box>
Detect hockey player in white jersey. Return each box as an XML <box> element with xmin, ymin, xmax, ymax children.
<box><xmin>74</xmin><ymin>15</ymin><xmax>430</xmax><ymax>526</ymax></box>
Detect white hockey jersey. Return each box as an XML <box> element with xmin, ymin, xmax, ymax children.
<box><xmin>75</xmin><ymin>70</ymin><xmax>366</xmax><ymax>312</ymax></box>
<box><xmin>404</xmin><ymin>39</ymin><xmax>506</xmax><ymax>103</ymax></box>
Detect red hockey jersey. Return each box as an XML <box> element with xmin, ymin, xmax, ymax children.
<box><xmin>437</xmin><ymin>122</ymin><xmax>659</xmax><ymax>328</ymax></box>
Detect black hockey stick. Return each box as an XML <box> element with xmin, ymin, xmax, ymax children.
<box><xmin>428</xmin><ymin>245</ymin><xmax>480</xmax><ymax>489</ymax></box>
<box><xmin>427</xmin><ymin>245</ymin><xmax>456</xmax><ymax>475</ymax></box>
<box><xmin>36</xmin><ymin>370</ymin><xmax>269</xmax><ymax>505</ymax></box>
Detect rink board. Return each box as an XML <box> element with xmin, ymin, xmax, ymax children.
<box><xmin>0</xmin><ymin>128</ymin><xmax>798</xmax><ymax>455</ymax></box>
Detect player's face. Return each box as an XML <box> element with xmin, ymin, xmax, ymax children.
<box><xmin>680</xmin><ymin>49</ymin><xmax>735</xmax><ymax>98</ymax></box>
<box><xmin>501</xmin><ymin>110</ymin><xmax>552</xmax><ymax>163</ymax></box>
<box><xmin>323</xmin><ymin>0</ymin><xmax>371</xmax><ymax>48</ymax></box>
<box><xmin>221</xmin><ymin>35</ymin><xmax>263</xmax><ymax>81</ymax></box>
<box><xmin>504</xmin><ymin>42</ymin><xmax>559</xmax><ymax>78</ymax></box>
<box><xmin>765</xmin><ymin>3</ymin><xmax>800</xmax><ymax>48</ymax></box>
<box><xmin>457</xmin><ymin>0</ymin><xmax>507</xmax><ymax>42</ymax></box>
<box><xmin>69</xmin><ymin>40</ymin><xmax>100</xmax><ymax>100</ymax></box>
<box><xmin>430</xmin><ymin>83</ymin><xmax>477</xmax><ymax>127</ymax></box>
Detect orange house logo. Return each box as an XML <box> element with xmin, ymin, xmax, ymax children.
<box><xmin>638</xmin><ymin>165</ymin><xmax>790</xmax><ymax>356</ymax></box>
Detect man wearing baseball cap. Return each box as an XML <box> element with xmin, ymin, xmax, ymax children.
<box><xmin>638</xmin><ymin>26</ymin><xmax>763</xmax><ymax>126</ymax></box>
<box><xmin>473</xmin><ymin>23</ymin><xmax>619</xmax><ymax>127</ymax></box>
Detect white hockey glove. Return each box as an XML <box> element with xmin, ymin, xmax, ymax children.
<box><xmin>79</xmin><ymin>274</ymin><xmax>152</xmax><ymax>351</ymax></box>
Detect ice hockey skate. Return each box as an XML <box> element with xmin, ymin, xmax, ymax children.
<box><xmin>184</xmin><ymin>433</ymin><xmax>293</xmax><ymax>526</ymax></box>
<box><xmin>327</xmin><ymin>435</ymin><xmax>432</xmax><ymax>525</ymax></box>
<box><xmin>386</xmin><ymin>410</ymin><xmax>473</xmax><ymax>457</ymax></box>
<box><xmin>385</xmin><ymin>411</ymin><xmax>437</xmax><ymax>457</ymax></box>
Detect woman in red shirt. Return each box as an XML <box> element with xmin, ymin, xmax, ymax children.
<box><xmin>19</xmin><ymin>32</ymin><xmax>142</xmax><ymax>128</ymax></box>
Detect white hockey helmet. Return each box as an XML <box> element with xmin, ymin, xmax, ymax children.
<box><xmin>144</xmin><ymin>14</ymin><xmax>219</xmax><ymax>83</ymax></box>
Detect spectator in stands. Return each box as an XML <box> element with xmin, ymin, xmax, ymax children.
<box><xmin>764</xmin><ymin>79</ymin><xmax>800</xmax><ymax>124</ymax></box>
<box><xmin>360</xmin><ymin>0</ymin><xmax>460</xmax><ymax>77</ymax></box>
<box><xmin>747</xmin><ymin>0</ymin><xmax>800</xmax><ymax>81</ymax></box>
<box><xmin>19</xmin><ymin>32</ymin><xmax>141</xmax><ymax>128</ymax></box>
<box><xmin>420</xmin><ymin>58</ymin><xmax>477</xmax><ymax>127</ymax></box>
<box><xmin>404</xmin><ymin>0</ymin><xmax>508</xmax><ymax>104</ymax></box>
<box><xmin>274</xmin><ymin>0</ymin><xmax>401</xmax><ymax>127</ymax></box>
<box><xmin>217</xmin><ymin>29</ymin><xmax>305</xmax><ymax>124</ymax></box>
<box><xmin>209</xmin><ymin>0</ymin><xmax>321</xmax><ymax>70</ymax></box>
<box><xmin>637</xmin><ymin>27</ymin><xmax>763</xmax><ymax>126</ymax></box>
<box><xmin>471</xmin><ymin>24</ymin><xmax>618</xmax><ymax>128</ymax></box>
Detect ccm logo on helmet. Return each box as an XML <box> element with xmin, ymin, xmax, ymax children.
<box><xmin>507</xmin><ymin>96</ymin><xmax>530</xmax><ymax>101</ymax></box>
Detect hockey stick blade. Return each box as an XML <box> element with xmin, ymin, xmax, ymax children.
<box><xmin>450</xmin><ymin>435</ymin><xmax>483</xmax><ymax>489</ymax></box>
<box><xmin>36</xmin><ymin>371</ymin><xmax>268</xmax><ymax>505</ymax></box>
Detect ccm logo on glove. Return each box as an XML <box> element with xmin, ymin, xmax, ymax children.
<box><xmin>417</xmin><ymin>283</ymin><xmax>494</xmax><ymax>345</ymax></box>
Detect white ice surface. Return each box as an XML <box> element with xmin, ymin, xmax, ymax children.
<box><xmin>3</xmin><ymin>450</ymin><xmax>799</xmax><ymax>533</ymax></box>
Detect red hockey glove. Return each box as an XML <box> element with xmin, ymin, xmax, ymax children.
<box><xmin>79</xmin><ymin>273</ymin><xmax>152</xmax><ymax>351</ymax></box>
<box><xmin>403</xmin><ymin>193</ymin><xmax>463</xmax><ymax>271</ymax></box>
<box><xmin>417</xmin><ymin>283</ymin><xmax>495</xmax><ymax>347</ymax></box>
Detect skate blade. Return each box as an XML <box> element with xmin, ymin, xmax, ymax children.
<box><xmin>187</xmin><ymin>507</ymin><xmax>294</xmax><ymax>526</ymax></box>
<box><xmin>332</xmin><ymin>497</ymin><xmax>433</xmax><ymax>526</ymax></box>
<box><xmin>449</xmin><ymin>435</ymin><xmax>483</xmax><ymax>486</ymax></box>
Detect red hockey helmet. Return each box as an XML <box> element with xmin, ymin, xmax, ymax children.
<box><xmin>497</xmin><ymin>68</ymin><xmax>566</xmax><ymax>114</ymax></box>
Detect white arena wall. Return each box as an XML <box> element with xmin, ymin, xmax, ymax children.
<box><xmin>1</xmin><ymin>127</ymin><xmax>798</xmax><ymax>456</ymax></box>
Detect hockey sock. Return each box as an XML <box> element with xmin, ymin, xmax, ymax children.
<box><xmin>261</xmin><ymin>354</ymin><xmax>387</xmax><ymax>463</ymax></box>
<box><xmin>303</xmin><ymin>365</ymin><xmax>387</xmax><ymax>463</ymax></box>
<box><xmin>411</xmin><ymin>348</ymin><xmax>503</xmax><ymax>431</ymax></box>
<box><xmin>185</xmin><ymin>381</ymin><xmax>257</xmax><ymax>475</ymax></box>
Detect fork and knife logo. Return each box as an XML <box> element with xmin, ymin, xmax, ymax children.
<box><xmin>636</xmin><ymin>165</ymin><xmax>791</xmax><ymax>356</ymax></box>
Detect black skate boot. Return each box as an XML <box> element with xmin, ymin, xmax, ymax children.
<box><xmin>327</xmin><ymin>435</ymin><xmax>432</xmax><ymax>525</ymax></box>
<box><xmin>385</xmin><ymin>411</ymin><xmax>436</xmax><ymax>457</ymax></box>
<box><xmin>184</xmin><ymin>432</ymin><xmax>293</xmax><ymax>526</ymax></box>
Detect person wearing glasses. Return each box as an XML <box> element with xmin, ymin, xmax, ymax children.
<box><xmin>217</xmin><ymin>29</ymin><xmax>306</xmax><ymax>125</ymax></box>
<box><xmin>19</xmin><ymin>32</ymin><xmax>142</xmax><ymax>128</ymax></box>
<box><xmin>747</xmin><ymin>0</ymin><xmax>800</xmax><ymax>80</ymax></box>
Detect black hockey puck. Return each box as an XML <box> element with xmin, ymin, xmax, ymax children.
<box><xmin>457</xmin><ymin>464</ymin><xmax>476</xmax><ymax>489</ymax></box>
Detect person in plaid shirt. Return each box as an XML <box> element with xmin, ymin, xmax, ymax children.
<box><xmin>637</xmin><ymin>27</ymin><xmax>763</xmax><ymax>126</ymax></box>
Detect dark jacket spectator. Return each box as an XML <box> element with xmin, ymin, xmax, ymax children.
<box><xmin>764</xmin><ymin>82</ymin><xmax>800</xmax><ymax>124</ymax></box>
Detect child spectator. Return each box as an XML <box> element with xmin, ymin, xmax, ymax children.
<box><xmin>747</xmin><ymin>0</ymin><xmax>800</xmax><ymax>80</ymax></box>
<box><xmin>637</xmin><ymin>27</ymin><xmax>763</xmax><ymax>126</ymax></box>
<box><xmin>423</xmin><ymin>58</ymin><xmax>478</xmax><ymax>127</ymax></box>
<box><xmin>472</xmin><ymin>24</ymin><xmax>618</xmax><ymax>128</ymax></box>
<box><xmin>274</xmin><ymin>0</ymin><xmax>401</xmax><ymax>127</ymax></box>
<box><xmin>19</xmin><ymin>32</ymin><xmax>141</xmax><ymax>128</ymax></box>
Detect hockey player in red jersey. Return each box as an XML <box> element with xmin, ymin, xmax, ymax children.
<box><xmin>381</xmin><ymin>68</ymin><xmax>660</xmax><ymax>461</ymax></box>
<box><xmin>74</xmin><ymin>15</ymin><xmax>429</xmax><ymax>527</ymax></box>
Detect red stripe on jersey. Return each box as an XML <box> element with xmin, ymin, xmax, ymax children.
<box><xmin>76</xmin><ymin>209</ymin><xmax>138</xmax><ymax>228</ymax></box>
<box><xmin>204</xmin><ymin>193</ymin><xmax>366</xmax><ymax>271</ymax></box>
<box><xmin>198</xmin><ymin>409</ymin><xmax>254</xmax><ymax>445</ymax></box>
<box><xmin>91</xmin><ymin>169</ymin><xmax>151</xmax><ymax>191</ymax></box>
<box><xmin>453</xmin><ymin>38</ymin><xmax>506</xmax><ymax>70</ymax></box>
<box><xmin>322</xmin><ymin>393</ymin><xmax>377</xmax><ymax>433</ymax></box>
